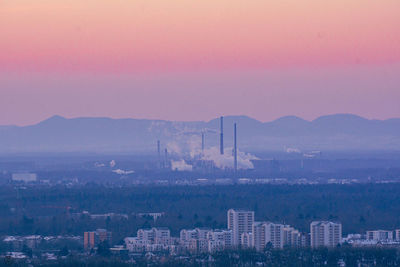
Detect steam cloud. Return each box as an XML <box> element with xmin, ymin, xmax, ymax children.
<box><xmin>171</xmin><ymin>160</ymin><xmax>193</xmax><ymax>171</ymax></box>
<box><xmin>167</xmin><ymin>134</ymin><xmax>258</xmax><ymax>171</ymax></box>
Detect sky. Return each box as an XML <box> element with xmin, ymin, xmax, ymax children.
<box><xmin>0</xmin><ymin>0</ymin><xmax>399</xmax><ymax>125</ymax></box>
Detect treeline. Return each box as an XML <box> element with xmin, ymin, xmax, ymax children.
<box><xmin>1</xmin><ymin>184</ymin><xmax>400</xmax><ymax>239</ymax></box>
<box><xmin>3</xmin><ymin>248</ymin><xmax>400</xmax><ymax>267</ymax></box>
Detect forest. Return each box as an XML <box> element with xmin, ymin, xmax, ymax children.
<box><xmin>1</xmin><ymin>183</ymin><xmax>400</xmax><ymax>243</ymax></box>
<box><xmin>2</xmin><ymin>247</ymin><xmax>400</xmax><ymax>267</ymax></box>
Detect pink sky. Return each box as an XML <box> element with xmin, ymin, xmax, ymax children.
<box><xmin>0</xmin><ymin>0</ymin><xmax>399</xmax><ymax>125</ymax></box>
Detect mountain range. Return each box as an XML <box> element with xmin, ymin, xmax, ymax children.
<box><xmin>0</xmin><ymin>114</ymin><xmax>399</xmax><ymax>153</ymax></box>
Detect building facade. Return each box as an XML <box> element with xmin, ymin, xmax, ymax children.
<box><xmin>84</xmin><ymin>229</ymin><xmax>112</xmax><ymax>250</ymax></box>
<box><xmin>227</xmin><ymin>209</ymin><xmax>254</xmax><ymax>246</ymax></box>
<box><xmin>366</xmin><ymin>230</ymin><xmax>394</xmax><ymax>241</ymax></box>
<box><xmin>310</xmin><ymin>221</ymin><xmax>342</xmax><ymax>248</ymax></box>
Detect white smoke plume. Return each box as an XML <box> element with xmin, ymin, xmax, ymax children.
<box><xmin>165</xmin><ymin>128</ymin><xmax>258</xmax><ymax>170</ymax></box>
<box><xmin>199</xmin><ymin>146</ymin><xmax>257</xmax><ymax>170</ymax></box>
<box><xmin>171</xmin><ymin>160</ymin><xmax>193</xmax><ymax>171</ymax></box>
<box><xmin>166</xmin><ymin>141</ymin><xmax>182</xmax><ymax>155</ymax></box>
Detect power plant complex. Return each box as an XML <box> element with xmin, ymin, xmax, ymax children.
<box><xmin>156</xmin><ymin>116</ymin><xmax>240</xmax><ymax>173</ymax></box>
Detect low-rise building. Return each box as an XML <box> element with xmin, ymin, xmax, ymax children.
<box><xmin>125</xmin><ymin>227</ymin><xmax>172</xmax><ymax>252</ymax></box>
<box><xmin>366</xmin><ymin>230</ymin><xmax>393</xmax><ymax>241</ymax></box>
<box><xmin>207</xmin><ymin>230</ymin><xmax>233</xmax><ymax>252</ymax></box>
<box><xmin>12</xmin><ymin>173</ymin><xmax>37</xmax><ymax>182</ymax></box>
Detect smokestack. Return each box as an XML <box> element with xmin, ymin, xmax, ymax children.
<box><xmin>201</xmin><ymin>132</ymin><xmax>205</xmax><ymax>153</ymax></box>
<box><xmin>157</xmin><ymin>140</ymin><xmax>161</xmax><ymax>168</ymax></box>
<box><xmin>234</xmin><ymin>123</ymin><xmax>237</xmax><ymax>173</ymax></box>
<box><xmin>164</xmin><ymin>148</ymin><xmax>168</xmax><ymax>168</ymax></box>
<box><xmin>220</xmin><ymin>116</ymin><xmax>224</xmax><ymax>155</ymax></box>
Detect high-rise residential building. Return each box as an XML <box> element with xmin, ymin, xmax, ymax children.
<box><xmin>252</xmin><ymin>222</ymin><xmax>266</xmax><ymax>251</ymax></box>
<box><xmin>310</xmin><ymin>221</ymin><xmax>342</xmax><ymax>248</ymax></box>
<box><xmin>264</xmin><ymin>222</ymin><xmax>284</xmax><ymax>249</ymax></box>
<box><xmin>252</xmin><ymin>222</ymin><xmax>300</xmax><ymax>250</ymax></box>
<box><xmin>366</xmin><ymin>230</ymin><xmax>394</xmax><ymax>241</ymax></box>
<box><xmin>282</xmin><ymin>226</ymin><xmax>302</xmax><ymax>248</ymax></box>
<box><xmin>227</xmin><ymin>209</ymin><xmax>254</xmax><ymax>246</ymax></box>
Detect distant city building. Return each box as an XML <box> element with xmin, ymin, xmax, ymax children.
<box><xmin>90</xmin><ymin>213</ymin><xmax>128</xmax><ymax>220</ymax></box>
<box><xmin>153</xmin><ymin>227</ymin><xmax>171</xmax><ymax>245</ymax></box>
<box><xmin>84</xmin><ymin>229</ymin><xmax>112</xmax><ymax>250</ymax></box>
<box><xmin>395</xmin><ymin>230</ymin><xmax>400</xmax><ymax>241</ymax></box>
<box><xmin>179</xmin><ymin>228</ymin><xmax>212</xmax><ymax>253</ymax></box>
<box><xmin>180</xmin><ymin>228</ymin><xmax>211</xmax><ymax>242</ymax></box>
<box><xmin>125</xmin><ymin>227</ymin><xmax>172</xmax><ymax>252</ymax></box>
<box><xmin>207</xmin><ymin>229</ymin><xmax>233</xmax><ymax>252</ymax></box>
<box><xmin>136</xmin><ymin>212</ymin><xmax>165</xmax><ymax>222</ymax></box>
<box><xmin>84</xmin><ymin>232</ymin><xmax>96</xmax><ymax>250</ymax></box>
<box><xmin>12</xmin><ymin>173</ymin><xmax>37</xmax><ymax>182</ymax></box>
<box><xmin>252</xmin><ymin>222</ymin><xmax>301</xmax><ymax>251</ymax></box>
<box><xmin>124</xmin><ymin>237</ymin><xmax>151</xmax><ymax>252</ymax></box>
<box><xmin>123</xmin><ymin>211</ymin><xmax>346</xmax><ymax>254</ymax></box>
<box><xmin>310</xmin><ymin>221</ymin><xmax>342</xmax><ymax>248</ymax></box>
<box><xmin>227</xmin><ymin>209</ymin><xmax>254</xmax><ymax>246</ymax></box>
<box><xmin>366</xmin><ymin>230</ymin><xmax>394</xmax><ymax>241</ymax></box>
<box><xmin>180</xmin><ymin>229</ymin><xmax>198</xmax><ymax>241</ymax></box>
<box><xmin>137</xmin><ymin>229</ymin><xmax>155</xmax><ymax>242</ymax></box>
<box><xmin>96</xmin><ymin>229</ymin><xmax>112</xmax><ymax>243</ymax></box>
<box><xmin>240</xmin><ymin>232</ymin><xmax>253</xmax><ymax>248</ymax></box>
<box><xmin>282</xmin><ymin>226</ymin><xmax>302</xmax><ymax>248</ymax></box>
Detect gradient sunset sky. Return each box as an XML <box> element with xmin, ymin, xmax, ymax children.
<box><xmin>1</xmin><ymin>0</ymin><xmax>399</xmax><ymax>125</ymax></box>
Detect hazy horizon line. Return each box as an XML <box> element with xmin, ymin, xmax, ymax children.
<box><xmin>3</xmin><ymin>113</ymin><xmax>400</xmax><ymax>127</ymax></box>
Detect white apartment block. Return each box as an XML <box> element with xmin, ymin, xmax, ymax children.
<box><xmin>366</xmin><ymin>230</ymin><xmax>394</xmax><ymax>241</ymax></box>
<box><xmin>252</xmin><ymin>222</ymin><xmax>266</xmax><ymax>251</ymax></box>
<box><xmin>282</xmin><ymin>226</ymin><xmax>301</xmax><ymax>248</ymax></box>
<box><xmin>137</xmin><ymin>228</ymin><xmax>171</xmax><ymax>245</ymax></box>
<box><xmin>241</xmin><ymin>232</ymin><xmax>253</xmax><ymax>248</ymax></box>
<box><xmin>179</xmin><ymin>228</ymin><xmax>211</xmax><ymax>253</ymax></box>
<box><xmin>207</xmin><ymin>230</ymin><xmax>233</xmax><ymax>252</ymax></box>
<box><xmin>252</xmin><ymin>222</ymin><xmax>300</xmax><ymax>251</ymax></box>
<box><xmin>137</xmin><ymin>229</ymin><xmax>155</xmax><ymax>241</ymax></box>
<box><xmin>227</xmin><ymin>209</ymin><xmax>254</xmax><ymax>246</ymax></box>
<box><xmin>180</xmin><ymin>229</ymin><xmax>198</xmax><ymax>241</ymax></box>
<box><xmin>310</xmin><ymin>221</ymin><xmax>342</xmax><ymax>248</ymax></box>
<box><xmin>395</xmin><ymin>230</ymin><xmax>400</xmax><ymax>241</ymax></box>
<box><xmin>124</xmin><ymin>237</ymin><xmax>151</xmax><ymax>252</ymax></box>
<box><xmin>180</xmin><ymin>228</ymin><xmax>211</xmax><ymax>242</ymax></box>
<box><xmin>264</xmin><ymin>222</ymin><xmax>284</xmax><ymax>249</ymax></box>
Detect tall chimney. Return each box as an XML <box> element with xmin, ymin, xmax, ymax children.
<box><xmin>164</xmin><ymin>148</ymin><xmax>168</xmax><ymax>169</ymax></box>
<box><xmin>220</xmin><ymin>116</ymin><xmax>224</xmax><ymax>155</ymax></box>
<box><xmin>201</xmin><ymin>132</ymin><xmax>205</xmax><ymax>153</ymax></box>
<box><xmin>234</xmin><ymin>123</ymin><xmax>237</xmax><ymax>173</ymax></box>
<box><xmin>157</xmin><ymin>140</ymin><xmax>161</xmax><ymax>168</ymax></box>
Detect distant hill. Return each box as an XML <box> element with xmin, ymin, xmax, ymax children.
<box><xmin>0</xmin><ymin>114</ymin><xmax>399</xmax><ymax>153</ymax></box>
